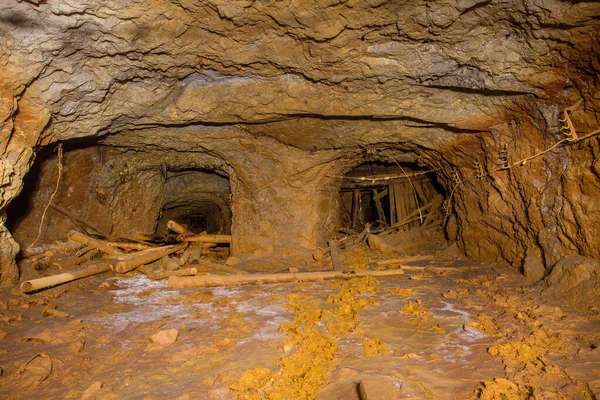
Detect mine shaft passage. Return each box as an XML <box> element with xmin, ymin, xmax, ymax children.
<box><xmin>155</xmin><ymin>169</ymin><xmax>232</xmax><ymax>235</ymax></box>
<box><xmin>339</xmin><ymin>161</ymin><xmax>446</xmax><ymax>233</ymax></box>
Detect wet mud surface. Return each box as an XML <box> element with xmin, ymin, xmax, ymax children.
<box><xmin>1</xmin><ymin>250</ymin><xmax>599</xmax><ymax>399</ymax></box>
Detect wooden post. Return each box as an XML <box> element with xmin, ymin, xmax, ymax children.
<box><xmin>146</xmin><ymin>268</ymin><xmax>198</xmax><ymax>280</ymax></box>
<box><xmin>372</xmin><ymin>189</ymin><xmax>386</xmax><ymax>225</ymax></box>
<box><xmin>50</xmin><ymin>249</ymin><xmax>100</xmax><ymax>270</ymax></box>
<box><xmin>189</xmin><ymin>259</ymin><xmax>246</xmax><ymax>275</ymax></box>
<box><xmin>180</xmin><ymin>234</ymin><xmax>232</xmax><ymax>244</ymax></box>
<box><xmin>388</xmin><ymin>184</ymin><xmax>397</xmax><ymax>226</ymax></box>
<box><xmin>167</xmin><ymin>220</ymin><xmax>187</xmax><ymax>234</ymax></box>
<box><xmin>392</xmin><ymin>183</ymin><xmax>405</xmax><ymax>229</ymax></box>
<box><xmin>20</xmin><ymin>260</ymin><xmax>113</xmax><ymax>293</ymax></box>
<box><xmin>351</xmin><ymin>189</ymin><xmax>360</xmax><ymax>229</ymax></box>
<box><xmin>20</xmin><ymin>240</ymin><xmax>83</xmax><ymax>259</ymax></box>
<box><xmin>68</xmin><ymin>230</ymin><xmax>123</xmax><ymax>255</ymax></box>
<box><xmin>179</xmin><ymin>243</ymin><xmax>204</xmax><ymax>265</ymax></box>
<box><xmin>422</xmin><ymin>195</ymin><xmax>444</xmax><ymax>227</ymax></box>
<box><xmin>167</xmin><ymin>268</ymin><xmax>405</xmax><ymax>289</ymax></box>
<box><xmin>115</xmin><ymin>243</ymin><xmax>187</xmax><ymax>273</ymax></box>
<box><xmin>412</xmin><ymin>179</ymin><xmax>429</xmax><ymax>205</ymax></box>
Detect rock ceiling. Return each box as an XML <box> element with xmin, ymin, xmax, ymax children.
<box><xmin>3</xmin><ymin>0</ymin><xmax>598</xmax><ymax>148</ymax></box>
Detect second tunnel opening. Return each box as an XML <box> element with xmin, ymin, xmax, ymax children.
<box><xmin>155</xmin><ymin>169</ymin><xmax>232</xmax><ymax>236</ymax></box>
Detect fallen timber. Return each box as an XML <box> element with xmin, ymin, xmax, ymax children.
<box><xmin>179</xmin><ymin>234</ymin><xmax>232</xmax><ymax>244</ymax></box>
<box><xmin>20</xmin><ymin>260</ymin><xmax>113</xmax><ymax>293</ymax></box>
<box><xmin>146</xmin><ymin>267</ymin><xmax>198</xmax><ymax>280</ymax></box>
<box><xmin>114</xmin><ymin>243</ymin><xmax>187</xmax><ymax>273</ymax></box>
<box><xmin>50</xmin><ymin>248</ymin><xmax>100</xmax><ymax>270</ymax></box>
<box><xmin>167</xmin><ymin>220</ymin><xmax>188</xmax><ymax>234</ymax></box>
<box><xmin>168</xmin><ymin>268</ymin><xmax>405</xmax><ymax>289</ymax></box>
<box><xmin>68</xmin><ymin>230</ymin><xmax>123</xmax><ymax>255</ymax></box>
<box><xmin>20</xmin><ymin>240</ymin><xmax>83</xmax><ymax>259</ymax></box>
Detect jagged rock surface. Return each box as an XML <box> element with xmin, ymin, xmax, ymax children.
<box><xmin>1</xmin><ymin>0</ymin><xmax>599</xmax><ymax>285</ymax></box>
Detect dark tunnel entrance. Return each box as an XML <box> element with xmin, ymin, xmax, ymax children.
<box><xmin>155</xmin><ymin>168</ymin><xmax>232</xmax><ymax>236</ymax></box>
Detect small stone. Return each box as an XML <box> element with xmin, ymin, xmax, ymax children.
<box><xmin>149</xmin><ymin>328</ymin><xmax>179</xmax><ymax>346</ymax></box>
<box><xmin>359</xmin><ymin>377</ymin><xmax>400</xmax><ymax>400</ymax></box>
<box><xmin>289</xmin><ymin>267</ymin><xmax>299</xmax><ymax>273</ymax></box>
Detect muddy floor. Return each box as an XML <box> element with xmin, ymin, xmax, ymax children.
<box><xmin>1</xmin><ymin>247</ymin><xmax>599</xmax><ymax>399</ymax></box>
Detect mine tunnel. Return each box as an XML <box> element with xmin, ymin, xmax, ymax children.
<box><xmin>1</xmin><ymin>1</ymin><xmax>599</xmax><ymax>399</ymax></box>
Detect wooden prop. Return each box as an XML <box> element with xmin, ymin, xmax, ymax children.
<box><xmin>31</xmin><ymin>255</ymin><xmax>60</xmax><ymax>271</ymax></box>
<box><xmin>372</xmin><ymin>189</ymin><xmax>387</xmax><ymax>225</ymax></box>
<box><xmin>50</xmin><ymin>249</ymin><xmax>100</xmax><ymax>270</ymax></box>
<box><xmin>68</xmin><ymin>230</ymin><xmax>123</xmax><ymax>255</ymax></box>
<box><xmin>20</xmin><ymin>260</ymin><xmax>113</xmax><ymax>293</ymax></box>
<box><xmin>412</xmin><ymin>179</ymin><xmax>429</xmax><ymax>205</ymax></box>
<box><xmin>400</xmin><ymin>265</ymin><xmax>457</xmax><ymax>271</ymax></box>
<box><xmin>190</xmin><ymin>259</ymin><xmax>246</xmax><ymax>275</ymax></box>
<box><xmin>160</xmin><ymin>256</ymin><xmax>181</xmax><ymax>271</ymax></box>
<box><xmin>375</xmin><ymin>256</ymin><xmax>431</xmax><ymax>266</ymax></box>
<box><xmin>106</xmin><ymin>241</ymin><xmax>154</xmax><ymax>252</ymax></box>
<box><xmin>422</xmin><ymin>195</ymin><xmax>444</xmax><ymax>227</ymax></box>
<box><xmin>388</xmin><ymin>184</ymin><xmax>397</xmax><ymax>225</ymax></box>
<box><xmin>114</xmin><ymin>243</ymin><xmax>187</xmax><ymax>273</ymax></box>
<box><xmin>167</xmin><ymin>220</ymin><xmax>187</xmax><ymax>234</ymax></box>
<box><xmin>168</xmin><ymin>268</ymin><xmax>406</xmax><ymax>289</ymax></box>
<box><xmin>201</xmin><ymin>242</ymin><xmax>218</xmax><ymax>255</ymax></box>
<box><xmin>329</xmin><ymin>240</ymin><xmax>342</xmax><ymax>271</ymax></box>
<box><xmin>179</xmin><ymin>243</ymin><xmax>204</xmax><ymax>265</ymax></box>
<box><xmin>146</xmin><ymin>267</ymin><xmax>198</xmax><ymax>280</ymax></box>
<box><xmin>20</xmin><ymin>240</ymin><xmax>83</xmax><ymax>259</ymax></box>
<box><xmin>351</xmin><ymin>189</ymin><xmax>360</xmax><ymax>229</ymax></box>
<box><xmin>49</xmin><ymin>203</ymin><xmax>108</xmax><ymax>237</ymax></box>
<box><xmin>180</xmin><ymin>234</ymin><xmax>232</xmax><ymax>244</ymax></box>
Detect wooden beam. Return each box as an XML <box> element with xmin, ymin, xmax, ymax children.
<box><xmin>351</xmin><ymin>189</ymin><xmax>360</xmax><ymax>229</ymax></box>
<box><xmin>388</xmin><ymin>184</ymin><xmax>397</xmax><ymax>226</ymax></box>
<box><xmin>180</xmin><ymin>234</ymin><xmax>232</xmax><ymax>244</ymax></box>
<box><xmin>168</xmin><ymin>268</ymin><xmax>406</xmax><ymax>289</ymax></box>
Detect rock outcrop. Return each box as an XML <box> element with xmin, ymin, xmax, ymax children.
<box><xmin>1</xmin><ymin>0</ymin><xmax>599</xmax><ymax>285</ymax></box>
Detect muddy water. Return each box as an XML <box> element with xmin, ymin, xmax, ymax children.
<box><xmin>0</xmin><ymin>253</ymin><xmax>599</xmax><ymax>399</ymax></box>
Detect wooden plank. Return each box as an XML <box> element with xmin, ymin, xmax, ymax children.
<box><xmin>392</xmin><ymin>183</ymin><xmax>405</xmax><ymax>231</ymax></box>
<box><xmin>388</xmin><ymin>184</ymin><xmax>397</xmax><ymax>226</ymax></box>
<box><xmin>168</xmin><ymin>268</ymin><xmax>406</xmax><ymax>289</ymax></box>
<box><xmin>412</xmin><ymin>180</ymin><xmax>429</xmax><ymax>205</ymax></box>
<box><xmin>351</xmin><ymin>189</ymin><xmax>360</xmax><ymax>229</ymax></box>
<box><xmin>181</xmin><ymin>234</ymin><xmax>232</xmax><ymax>243</ymax></box>
<box><xmin>372</xmin><ymin>189</ymin><xmax>387</xmax><ymax>225</ymax></box>
<box><xmin>422</xmin><ymin>195</ymin><xmax>445</xmax><ymax>227</ymax></box>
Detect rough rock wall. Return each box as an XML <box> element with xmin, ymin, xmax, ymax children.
<box><xmin>437</xmin><ymin>96</ymin><xmax>600</xmax><ymax>280</ymax></box>
<box><xmin>10</xmin><ymin>128</ymin><xmax>344</xmax><ymax>259</ymax></box>
<box><xmin>101</xmin><ymin>127</ymin><xmax>344</xmax><ymax>255</ymax></box>
<box><xmin>1</xmin><ymin>0</ymin><xmax>599</xmax><ymax>284</ymax></box>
